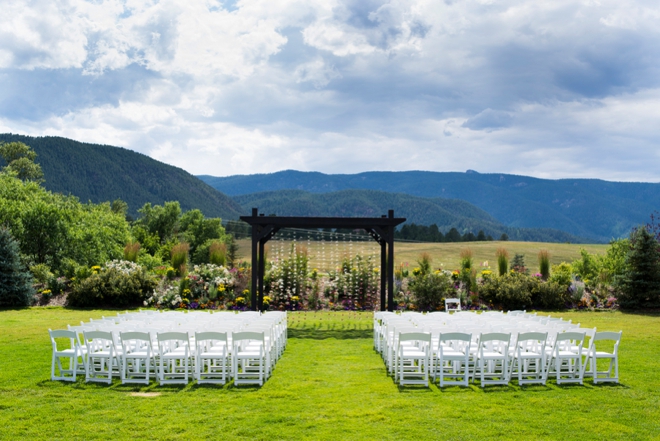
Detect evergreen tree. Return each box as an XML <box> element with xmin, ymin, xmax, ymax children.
<box><xmin>618</xmin><ymin>227</ymin><xmax>660</xmax><ymax>309</ymax></box>
<box><xmin>500</xmin><ymin>233</ymin><xmax>509</xmax><ymax>241</ymax></box>
<box><xmin>511</xmin><ymin>254</ymin><xmax>528</xmax><ymax>275</ymax></box>
<box><xmin>477</xmin><ymin>230</ymin><xmax>486</xmax><ymax>241</ymax></box>
<box><xmin>0</xmin><ymin>227</ymin><xmax>35</xmax><ymax>307</ymax></box>
<box><xmin>445</xmin><ymin>227</ymin><xmax>461</xmax><ymax>242</ymax></box>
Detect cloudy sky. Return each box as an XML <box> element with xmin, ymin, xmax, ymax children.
<box><xmin>1</xmin><ymin>0</ymin><xmax>659</xmax><ymax>181</ymax></box>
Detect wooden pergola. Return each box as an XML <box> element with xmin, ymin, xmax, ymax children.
<box><xmin>240</xmin><ymin>208</ymin><xmax>406</xmax><ymax>311</ymax></box>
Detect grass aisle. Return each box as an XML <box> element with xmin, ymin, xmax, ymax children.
<box><xmin>0</xmin><ymin>309</ymin><xmax>658</xmax><ymax>440</ymax></box>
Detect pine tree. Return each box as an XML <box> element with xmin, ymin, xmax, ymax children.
<box><xmin>618</xmin><ymin>227</ymin><xmax>660</xmax><ymax>309</ymax></box>
<box><xmin>0</xmin><ymin>227</ymin><xmax>35</xmax><ymax>307</ymax></box>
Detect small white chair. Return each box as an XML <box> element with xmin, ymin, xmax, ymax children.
<box><xmin>445</xmin><ymin>298</ymin><xmax>461</xmax><ymax>313</ymax></box>
<box><xmin>49</xmin><ymin>329</ymin><xmax>83</xmax><ymax>382</ymax></box>
<box><xmin>434</xmin><ymin>332</ymin><xmax>472</xmax><ymax>387</ymax></box>
<box><xmin>84</xmin><ymin>330</ymin><xmax>121</xmax><ymax>384</ymax></box>
<box><xmin>584</xmin><ymin>331</ymin><xmax>622</xmax><ymax>384</ymax></box>
<box><xmin>195</xmin><ymin>331</ymin><xmax>230</xmax><ymax>385</ymax></box>
<box><xmin>397</xmin><ymin>332</ymin><xmax>431</xmax><ymax>387</ymax></box>
<box><xmin>475</xmin><ymin>332</ymin><xmax>511</xmax><ymax>387</ymax></box>
<box><xmin>232</xmin><ymin>331</ymin><xmax>267</xmax><ymax>386</ymax></box>
<box><xmin>511</xmin><ymin>332</ymin><xmax>547</xmax><ymax>385</ymax></box>
<box><xmin>157</xmin><ymin>332</ymin><xmax>191</xmax><ymax>385</ymax></box>
<box><xmin>120</xmin><ymin>331</ymin><xmax>155</xmax><ymax>385</ymax></box>
<box><xmin>547</xmin><ymin>331</ymin><xmax>586</xmax><ymax>385</ymax></box>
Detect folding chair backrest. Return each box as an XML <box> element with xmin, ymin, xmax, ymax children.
<box><xmin>233</xmin><ymin>331</ymin><xmax>265</xmax><ymax>342</ymax></box>
<box><xmin>50</xmin><ymin>329</ymin><xmax>78</xmax><ymax>341</ymax></box>
<box><xmin>517</xmin><ymin>332</ymin><xmax>547</xmax><ymax>342</ymax></box>
<box><xmin>196</xmin><ymin>331</ymin><xmax>228</xmax><ymax>343</ymax></box>
<box><xmin>556</xmin><ymin>331</ymin><xmax>585</xmax><ymax>343</ymax></box>
<box><xmin>84</xmin><ymin>330</ymin><xmax>114</xmax><ymax>342</ymax></box>
<box><xmin>480</xmin><ymin>332</ymin><xmax>511</xmax><ymax>344</ymax></box>
<box><xmin>398</xmin><ymin>332</ymin><xmax>431</xmax><ymax>344</ymax></box>
<box><xmin>439</xmin><ymin>332</ymin><xmax>471</xmax><ymax>343</ymax></box>
<box><xmin>594</xmin><ymin>331</ymin><xmax>622</xmax><ymax>343</ymax></box>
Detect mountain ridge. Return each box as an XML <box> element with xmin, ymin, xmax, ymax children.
<box><xmin>200</xmin><ymin>169</ymin><xmax>660</xmax><ymax>242</ymax></box>
<box><xmin>0</xmin><ymin>133</ymin><xmax>243</xmax><ymax>220</ymax></box>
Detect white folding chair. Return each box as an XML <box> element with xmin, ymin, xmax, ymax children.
<box><xmin>397</xmin><ymin>332</ymin><xmax>431</xmax><ymax>387</ymax></box>
<box><xmin>511</xmin><ymin>332</ymin><xmax>547</xmax><ymax>385</ymax></box>
<box><xmin>157</xmin><ymin>332</ymin><xmax>191</xmax><ymax>385</ymax></box>
<box><xmin>584</xmin><ymin>331</ymin><xmax>622</xmax><ymax>384</ymax></box>
<box><xmin>195</xmin><ymin>331</ymin><xmax>230</xmax><ymax>385</ymax></box>
<box><xmin>547</xmin><ymin>331</ymin><xmax>586</xmax><ymax>385</ymax></box>
<box><xmin>120</xmin><ymin>331</ymin><xmax>155</xmax><ymax>385</ymax></box>
<box><xmin>433</xmin><ymin>332</ymin><xmax>472</xmax><ymax>387</ymax></box>
<box><xmin>445</xmin><ymin>298</ymin><xmax>461</xmax><ymax>313</ymax></box>
<box><xmin>475</xmin><ymin>332</ymin><xmax>511</xmax><ymax>387</ymax></box>
<box><xmin>49</xmin><ymin>329</ymin><xmax>83</xmax><ymax>382</ymax></box>
<box><xmin>84</xmin><ymin>330</ymin><xmax>121</xmax><ymax>384</ymax></box>
<box><xmin>232</xmin><ymin>331</ymin><xmax>267</xmax><ymax>386</ymax></box>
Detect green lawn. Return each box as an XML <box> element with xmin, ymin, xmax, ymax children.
<box><xmin>0</xmin><ymin>309</ymin><xmax>658</xmax><ymax>440</ymax></box>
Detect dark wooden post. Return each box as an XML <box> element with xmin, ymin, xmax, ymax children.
<box><xmin>387</xmin><ymin>209</ymin><xmax>395</xmax><ymax>311</ymax></box>
<box><xmin>250</xmin><ymin>208</ymin><xmax>258</xmax><ymax>311</ymax></box>
<box><xmin>380</xmin><ymin>240</ymin><xmax>387</xmax><ymax>311</ymax></box>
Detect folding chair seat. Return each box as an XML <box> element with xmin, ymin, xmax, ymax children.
<box><xmin>475</xmin><ymin>333</ymin><xmax>511</xmax><ymax>387</ymax></box>
<box><xmin>433</xmin><ymin>332</ymin><xmax>472</xmax><ymax>387</ymax></box>
<box><xmin>547</xmin><ymin>331</ymin><xmax>586</xmax><ymax>385</ymax></box>
<box><xmin>49</xmin><ymin>329</ymin><xmax>83</xmax><ymax>382</ymax></box>
<box><xmin>120</xmin><ymin>331</ymin><xmax>155</xmax><ymax>385</ymax></box>
<box><xmin>195</xmin><ymin>331</ymin><xmax>230</xmax><ymax>385</ymax></box>
<box><xmin>397</xmin><ymin>332</ymin><xmax>431</xmax><ymax>387</ymax></box>
<box><xmin>157</xmin><ymin>332</ymin><xmax>191</xmax><ymax>385</ymax></box>
<box><xmin>232</xmin><ymin>331</ymin><xmax>267</xmax><ymax>386</ymax></box>
<box><xmin>511</xmin><ymin>332</ymin><xmax>547</xmax><ymax>385</ymax></box>
<box><xmin>584</xmin><ymin>331</ymin><xmax>622</xmax><ymax>384</ymax></box>
<box><xmin>84</xmin><ymin>330</ymin><xmax>121</xmax><ymax>384</ymax></box>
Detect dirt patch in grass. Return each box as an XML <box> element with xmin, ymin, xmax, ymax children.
<box><xmin>129</xmin><ymin>392</ymin><xmax>161</xmax><ymax>397</ymax></box>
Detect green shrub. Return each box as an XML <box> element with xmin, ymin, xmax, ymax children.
<box><xmin>530</xmin><ymin>278</ymin><xmax>570</xmax><ymax>309</ymax></box>
<box><xmin>30</xmin><ymin>263</ymin><xmax>53</xmax><ymax>285</ymax></box>
<box><xmin>410</xmin><ymin>271</ymin><xmax>456</xmax><ymax>311</ymax></box>
<box><xmin>171</xmin><ymin>242</ymin><xmax>190</xmax><ymax>276</ymax></box>
<box><xmin>480</xmin><ymin>272</ymin><xmax>532</xmax><ymax>310</ymax></box>
<box><xmin>47</xmin><ymin>276</ymin><xmax>68</xmax><ymax>295</ymax></box>
<box><xmin>123</xmin><ymin>241</ymin><xmax>140</xmax><ymax>262</ymax></box>
<box><xmin>538</xmin><ymin>250</ymin><xmax>550</xmax><ymax>280</ymax></box>
<box><xmin>67</xmin><ymin>260</ymin><xmax>157</xmax><ymax>308</ymax></box>
<box><xmin>549</xmin><ymin>262</ymin><xmax>573</xmax><ymax>287</ymax></box>
<box><xmin>496</xmin><ymin>248</ymin><xmax>509</xmax><ymax>276</ymax></box>
<box><xmin>136</xmin><ymin>252</ymin><xmax>163</xmax><ymax>271</ymax></box>
<box><xmin>0</xmin><ymin>227</ymin><xmax>35</xmax><ymax>307</ymax></box>
<box><xmin>459</xmin><ymin>248</ymin><xmax>473</xmax><ymax>271</ymax></box>
<box><xmin>191</xmin><ymin>239</ymin><xmax>226</xmax><ymax>265</ymax></box>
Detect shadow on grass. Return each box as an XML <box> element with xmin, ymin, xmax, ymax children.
<box><xmin>288</xmin><ymin>328</ymin><xmax>372</xmax><ymax>339</ymax></box>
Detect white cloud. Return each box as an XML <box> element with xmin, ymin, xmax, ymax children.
<box><xmin>1</xmin><ymin>0</ymin><xmax>660</xmax><ymax>182</ymax></box>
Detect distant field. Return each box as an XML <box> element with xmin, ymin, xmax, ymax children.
<box><xmin>235</xmin><ymin>239</ymin><xmax>609</xmax><ymax>272</ymax></box>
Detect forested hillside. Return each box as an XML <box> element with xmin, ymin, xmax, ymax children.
<box><xmin>201</xmin><ymin>170</ymin><xmax>660</xmax><ymax>242</ymax></box>
<box><xmin>233</xmin><ymin>189</ymin><xmax>587</xmax><ymax>243</ymax></box>
<box><xmin>0</xmin><ymin>134</ymin><xmax>243</xmax><ymax>220</ymax></box>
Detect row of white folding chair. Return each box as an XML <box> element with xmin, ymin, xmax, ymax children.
<box><xmin>386</xmin><ymin>326</ymin><xmax>616</xmax><ymax>387</ymax></box>
<box><xmin>50</xmin><ymin>328</ymin><xmax>272</xmax><ymax>386</ymax></box>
